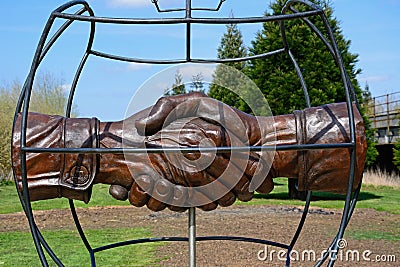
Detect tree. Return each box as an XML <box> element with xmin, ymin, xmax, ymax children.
<box><xmin>189</xmin><ymin>73</ymin><xmax>205</xmax><ymax>93</ymax></box>
<box><xmin>208</xmin><ymin>0</ymin><xmax>376</xmax><ymax>197</ymax></box>
<box><xmin>393</xmin><ymin>140</ymin><xmax>400</xmax><ymax>171</ymax></box>
<box><xmin>359</xmin><ymin>83</ymin><xmax>378</xmax><ymax>167</ymax></box>
<box><xmin>0</xmin><ymin>72</ymin><xmax>77</xmax><ymax>182</ymax></box>
<box><xmin>249</xmin><ymin>0</ymin><xmax>363</xmax><ymax>113</ymax></box>
<box><xmin>208</xmin><ymin>22</ymin><xmax>249</xmax><ymax>112</ymax></box>
<box><xmin>164</xmin><ymin>69</ymin><xmax>205</xmax><ymax>95</ymax></box>
<box><xmin>165</xmin><ymin>69</ymin><xmax>186</xmax><ymax>96</ymax></box>
<box><xmin>247</xmin><ymin>0</ymin><xmax>377</xmax><ymax>166</ymax></box>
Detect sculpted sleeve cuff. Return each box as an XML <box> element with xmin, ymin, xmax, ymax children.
<box><xmin>12</xmin><ymin>113</ymin><xmax>99</xmax><ymax>203</ymax></box>
<box><xmin>258</xmin><ymin>102</ymin><xmax>367</xmax><ymax>194</ymax></box>
<box><xmin>294</xmin><ymin>103</ymin><xmax>367</xmax><ymax>193</ymax></box>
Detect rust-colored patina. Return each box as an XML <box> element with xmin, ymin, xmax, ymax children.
<box><xmin>13</xmin><ymin>93</ymin><xmax>367</xmax><ymax>212</ymax></box>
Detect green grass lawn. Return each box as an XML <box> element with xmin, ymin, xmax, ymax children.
<box><xmin>1</xmin><ymin>179</ymin><xmax>399</xmax><ymax>214</ymax></box>
<box><xmin>0</xmin><ymin>179</ymin><xmax>398</xmax><ymax>266</ymax></box>
<box><xmin>238</xmin><ymin>178</ymin><xmax>400</xmax><ymax>214</ymax></box>
<box><xmin>0</xmin><ymin>227</ymin><xmax>161</xmax><ymax>267</ymax></box>
<box><xmin>0</xmin><ymin>183</ymin><xmax>130</xmax><ymax>214</ymax></box>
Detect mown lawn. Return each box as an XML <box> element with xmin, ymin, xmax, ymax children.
<box><xmin>0</xmin><ymin>227</ymin><xmax>161</xmax><ymax>267</ymax></box>
<box><xmin>0</xmin><ymin>179</ymin><xmax>398</xmax><ymax>266</ymax></box>
<box><xmin>1</xmin><ymin>179</ymin><xmax>399</xmax><ymax>214</ymax></box>
<box><xmin>239</xmin><ymin>178</ymin><xmax>400</xmax><ymax>214</ymax></box>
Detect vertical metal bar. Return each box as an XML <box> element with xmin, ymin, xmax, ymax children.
<box><xmin>327</xmin><ymin>148</ymin><xmax>357</xmax><ymax>266</ymax></box>
<box><xmin>188</xmin><ymin>207</ymin><xmax>196</xmax><ymax>267</ymax></box>
<box><xmin>387</xmin><ymin>94</ymin><xmax>390</xmax><ymax>140</ymax></box>
<box><xmin>185</xmin><ymin>0</ymin><xmax>191</xmax><ymax>62</ymax></box>
<box><xmin>373</xmin><ymin>97</ymin><xmax>376</xmax><ymax>129</ymax></box>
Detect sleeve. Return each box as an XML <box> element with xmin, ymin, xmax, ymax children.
<box><xmin>12</xmin><ymin>113</ymin><xmax>99</xmax><ymax>203</ymax></box>
<box><xmin>295</xmin><ymin>103</ymin><xmax>367</xmax><ymax>193</ymax></box>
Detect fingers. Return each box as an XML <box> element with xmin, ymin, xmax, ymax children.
<box><xmin>127</xmin><ymin>172</ymin><xmax>224</xmax><ymax>211</ymax></box>
<box><xmin>109</xmin><ymin>185</ymin><xmax>129</xmax><ymax>201</ymax></box>
<box><xmin>129</xmin><ymin>175</ymin><xmax>152</xmax><ymax>207</ymax></box>
<box><xmin>205</xmin><ymin>154</ymin><xmax>254</xmax><ymax>202</ymax></box>
<box><xmin>136</xmin><ymin>92</ymin><xmax>208</xmax><ymax>136</ymax></box>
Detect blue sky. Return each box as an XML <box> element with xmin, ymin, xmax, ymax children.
<box><xmin>0</xmin><ymin>0</ymin><xmax>399</xmax><ymax>121</ymax></box>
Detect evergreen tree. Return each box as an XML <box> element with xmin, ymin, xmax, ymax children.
<box><xmin>189</xmin><ymin>73</ymin><xmax>205</xmax><ymax>93</ymax></box>
<box><xmin>165</xmin><ymin>69</ymin><xmax>186</xmax><ymax>96</ymax></box>
<box><xmin>247</xmin><ymin>0</ymin><xmax>377</xmax><ymax>166</ymax></box>
<box><xmin>248</xmin><ymin>0</ymin><xmax>363</xmax><ymax>114</ymax></box>
<box><xmin>208</xmin><ymin>22</ymin><xmax>250</xmax><ymax>113</ymax></box>
<box><xmin>360</xmin><ymin>83</ymin><xmax>378</xmax><ymax>167</ymax></box>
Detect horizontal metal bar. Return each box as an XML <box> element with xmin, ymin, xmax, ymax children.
<box><xmin>90</xmin><ymin>48</ymin><xmax>285</xmax><ymax>64</ymax></box>
<box><xmin>196</xmin><ymin>236</ymin><xmax>290</xmax><ymax>249</ymax></box>
<box><xmin>21</xmin><ymin>143</ymin><xmax>354</xmax><ymax>154</ymax></box>
<box><xmin>53</xmin><ymin>10</ymin><xmax>322</xmax><ymax>25</ymax></box>
<box><xmin>92</xmin><ymin>235</ymin><xmax>289</xmax><ymax>253</ymax></box>
<box><xmin>93</xmin><ymin>237</ymin><xmax>187</xmax><ymax>253</ymax></box>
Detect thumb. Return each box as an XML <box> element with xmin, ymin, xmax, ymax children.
<box><xmin>135</xmin><ymin>92</ymin><xmax>208</xmax><ymax>136</ymax></box>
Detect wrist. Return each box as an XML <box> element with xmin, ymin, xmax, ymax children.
<box><xmin>12</xmin><ymin>113</ymin><xmax>99</xmax><ymax>203</ymax></box>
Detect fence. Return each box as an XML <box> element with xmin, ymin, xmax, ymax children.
<box><xmin>367</xmin><ymin>91</ymin><xmax>400</xmax><ymax>144</ymax></box>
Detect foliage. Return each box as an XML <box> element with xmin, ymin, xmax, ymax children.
<box><xmin>0</xmin><ymin>82</ymin><xmax>19</xmax><ymax>182</ymax></box>
<box><xmin>0</xmin><ymin>72</ymin><xmax>77</xmax><ymax>182</ymax></box>
<box><xmin>248</xmin><ymin>0</ymin><xmax>363</xmax><ymax>114</ymax></box>
<box><xmin>359</xmin><ymin>84</ymin><xmax>378</xmax><ymax>166</ymax></box>
<box><xmin>164</xmin><ymin>69</ymin><xmax>186</xmax><ymax>96</ymax></box>
<box><xmin>164</xmin><ymin>69</ymin><xmax>205</xmax><ymax>96</ymax></box>
<box><xmin>210</xmin><ymin>0</ymin><xmax>377</xmax><ymax>166</ymax></box>
<box><xmin>393</xmin><ymin>139</ymin><xmax>400</xmax><ymax>171</ymax></box>
<box><xmin>208</xmin><ymin>23</ymin><xmax>250</xmax><ymax>113</ymax></box>
<box><xmin>189</xmin><ymin>73</ymin><xmax>205</xmax><ymax>93</ymax></box>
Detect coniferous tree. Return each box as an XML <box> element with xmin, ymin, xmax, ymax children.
<box><xmin>247</xmin><ymin>0</ymin><xmax>377</xmax><ymax>166</ymax></box>
<box><xmin>189</xmin><ymin>73</ymin><xmax>205</xmax><ymax>93</ymax></box>
<box><xmin>248</xmin><ymin>0</ymin><xmax>363</xmax><ymax>114</ymax></box>
<box><xmin>165</xmin><ymin>69</ymin><xmax>186</xmax><ymax>96</ymax></box>
<box><xmin>208</xmin><ymin>22</ymin><xmax>251</xmax><ymax>113</ymax></box>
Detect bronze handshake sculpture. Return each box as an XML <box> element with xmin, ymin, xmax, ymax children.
<box><xmin>12</xmin><ymin>92</ymin><xmax>367</xmax><ymax>212</ymax></box>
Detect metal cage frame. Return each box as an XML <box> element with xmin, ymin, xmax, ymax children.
<box><xmin>12</xmin><ymin>0</ymin><xmax>361</xmax><ymax>266</ymax></box>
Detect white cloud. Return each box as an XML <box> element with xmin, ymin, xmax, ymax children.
<box><xmin>178</xmin><ymin>64</ymin><xmax>216</xmax><ymax>83</ymax></box>
<box><xmin>127</xmin><ymin>62</ymin><xmax>152</xmax><ymax>71</ymax></box>
<box><xmin>108</xmin><ymin>0</ymin><xmax>152</xmax><ymax>8</ymax></box>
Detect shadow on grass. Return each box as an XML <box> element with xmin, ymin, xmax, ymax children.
<box><xmin>254</xmin><ymin>191</ymin><xmax>381</xmax><ymax>202</ymax></box>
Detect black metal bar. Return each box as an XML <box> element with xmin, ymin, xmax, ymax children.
<box><xmin>152</xmin><ymin>0</ymin><xmax>226</xmax><ymax>13</ymax></box>
<box><xmin>288</xmin><ymin>191</ymin><xmax>312</xmax><ymax>249</ymax></box>
<box><xmin>65</xmin><ymin>5</ymin><xmax>95</xmax><ymax>118</ymax></box>
<box><xmin>287</xmin><ymin>49</ymin><xmax>311</xmax><ymax>107</ymax></box>
<box><xmin>21</xmin><ymin>142</ymin><xmax>355</xmax><ymax>154</ymax></box>
<box><xmin>69</xmin><ymin>199</ymin><xmax>93</xmax><ymax>251</ymax></box>
<box><xmin>315</xmin><ymin>183</ymin><xmax>361</xmax><ymax>266</ymax></box>
<box><xmin>18</xmin><ymin>10</ymin><xmax>59</xmax><ymax>266</ymax></box>
<box><xmin>13</xmin><ymin>1</ymin><xmax>362</xmax><ymax>266</ymax></box>
<box><xmin>91</xmin><ymin>235</ymin><xmax>290</xmax><ymax>254</ymax></box>
<box><xmin>90</xmin><ymin>48</ymin><xmax>285</xmax><ymax>64</ymax></box>
<box><xmin>39</xmin><ymin>7</ymin><xmax>88</xmax><ymax>65</ymax></box>
<box><xmin>52</xmin><ymin>10</ymin><xmax>322</xmax><ymax>25</ymax></box>
<box><xmin>185</xmin><ymin>0</ymin><xmax>192</xmax><ymax>62</ymax></box>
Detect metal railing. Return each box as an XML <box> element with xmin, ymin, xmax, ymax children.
<box><xmin>367</xmin><ymin>91</ymin><xmax>400</xmax><ymax>144</ymax></box>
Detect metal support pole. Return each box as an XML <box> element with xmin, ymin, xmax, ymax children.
<box><xmin>188</xmin><ymin>207</ymin><xmax>196</xmax><ymax>267</ymax></box>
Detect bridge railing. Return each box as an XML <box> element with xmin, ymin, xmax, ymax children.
<box><xmin>366</xmin><ymin>91</ymin><xmax>400</xmax><ymax>144</ymax></box>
